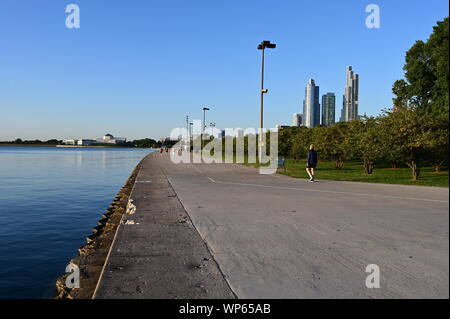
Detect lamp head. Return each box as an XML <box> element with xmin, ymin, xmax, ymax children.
<box><xmin>257</xmin><ymin>40</ymin><xmax>276</xmax><ymax>50</ymax></box>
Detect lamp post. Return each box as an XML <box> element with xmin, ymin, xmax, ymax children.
<box><xmin>202</xmin><ymin>107</ymin><xmax>210</xmax><ymax>149</ymax></box>
<box><xmin>189</xmin><ymin>122</ymin><xmax>193</xmax><ymax>152</ymax></box>
<box><xmin>210</xmin><ymin>122</ymin><xmax>216</xmax><ymax>139</ymax></box>
<box><xmin>186</xmin><ymin>115</ymin><xmax>190</xmax><ymax>140</ymax></box>
<box><xmin>257</xmin><ymin>40</ymin><xmax>276</xmax><ymax>161</ymax></box>
<box><xmin>202</xmin><ymin>107</ymin><xmax>210</xmax><ymax>133</ymax></box>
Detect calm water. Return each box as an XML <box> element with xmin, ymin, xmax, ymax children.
<box><xmin>0</xmin><ymin>146</ymin><xmax>154</xmax><ymax>299</ymax></box>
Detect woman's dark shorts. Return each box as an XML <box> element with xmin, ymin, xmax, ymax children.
<box><xmin>306</xmin><ymin>163</ymin><xmax>317</xmax><ymax>169</ymax></box>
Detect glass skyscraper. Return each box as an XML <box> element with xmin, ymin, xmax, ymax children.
<box><xmin>303</xmin><ymin>79</ymin><xmax>320</xmax><ymax>128</ymax></box>
<box><xmin>341</xmin><ymin>66</ymin><xmax>359</xmax><ymax>122</ymax></box>
<box><xmin>322</xmin><ymin>93</ymin><xmax>336</xmax><ymax>127</ymax></box>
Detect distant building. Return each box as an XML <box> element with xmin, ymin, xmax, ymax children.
<box><xmin>64</xmin><ymin>134</ymin><xmax>127</xmax><ymax>146</ymax></box>
<box><xmin>341</xmin><ymin>66</ymin><xmax>359</xmax><ymax>122</ymax></box>
<box><xmin>303</xmin><ymin>79</ymin><xmax>320</xmax><ymax>128</ymax></box>
<box><xmin>276</xmin><ymin>124</ymin><xmax>291</xmax><ymax>130</ymax></box>
<box><xmin>292</xmin><ymin>113</ymin><xmax>303</xmax><ymax>127</ymax></box>
<box><xmin>96</xmin><ymin>134</ymin><xmax>127</xmax><ymax>144</ymax></box>
<box><xmin>77</xmin><ymin>139</ymin><xmax>96</xmax><ymax>146</ymax></box>
<box><xmin>235</xmin><ymin>128</ymin><xmax>244</xmax><ymax>138</ymax></box>
<box><xmin>322</xmin><ymin>93</ymin><xmax>336</xmax><ymax>127</ymax></box>
<box><xmin>64</xmin><ymin>139</ymin><xmax>78</xmax><ymax>145</ymax></box>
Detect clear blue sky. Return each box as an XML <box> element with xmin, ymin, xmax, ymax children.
<box><xmin>0</xmin><ymin>0</ymin><xmax>448</xmax><ymax>140</ymax></box>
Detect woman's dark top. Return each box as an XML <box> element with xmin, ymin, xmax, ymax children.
<box><xmin>307</xmin><ymin>150</ymin><xmax>318</xmax><ymax>165</ymax></box>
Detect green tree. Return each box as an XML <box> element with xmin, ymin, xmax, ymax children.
<box><xmin>289</xmin><ymin>127</ymin><xmax>311</xmax><ymax>160</ymax></box>
<box><xmin>278</xmin><ymin>127</ymin><xmax>296</xmax><ymax>157</ymax></box>
<box><xmin>427</xmin><ymin>112</ymin><xmax>449</xmax><ymax>172</ymax></box>
<box><xmin>313</xmin><ymin>122</ymin><xmax>351</xmax><ymax>169</ymax></box>
<box><xmin>133</xmin><ymin>138</ymin><xmax>158</xmax><ymax>148</ymax></box>
<box><xmin>380</xmin><ymin>109</ymin><xmax>434</xmax><ymax>181</ymax></box>
<box><xmin>352</xmin><ymin>117</ymin><xmax>384</xmax><ymax>174</ymax></box>
<box><xmin>392</xmin><ymin>17</ymin><xmax>449</xmax><ymax>116</ymax></box>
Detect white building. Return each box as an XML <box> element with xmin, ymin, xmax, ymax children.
<box><xmin>303</xmin><ymin>79</ymin><xmax>320</xmax><ymax>128</ymax></box>
<box><xmin>235</xmin><ymin>129</ymin><xmax>244</xmax><ymax>138</ymax></box>
<box><xmin>64</xmin><ymin>134</ymin><xmax>127</xmax><ymax>146</ymax></box>
<box><xmin>96</xmin><ymin>134</ymin><xmax>127</xmax><ymax>144</ymax></box>
<box><xmin>77</xmin><ymin>139</ymin><xmax>96</xmax><ymax>146</ymax></box>
<box><xmin>64</xmin><ymin>139</ymin><xmax>78</xmax><ymax>145</ymax></box>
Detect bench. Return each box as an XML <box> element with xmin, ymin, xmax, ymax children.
<box><xmin>277</xmin><ymin>158</ymin><xmax>286</xmax><ymax>172</ymax></box>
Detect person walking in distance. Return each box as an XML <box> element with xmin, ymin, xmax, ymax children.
<box><xmin>306</xmin><ymin>144</ymin><xmax>318</xmax><ymax>182</ymax></box>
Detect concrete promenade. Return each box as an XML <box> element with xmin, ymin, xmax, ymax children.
<box><xmin>95</xmin><ymin>152</ymin><xmax>449</xmax><ymax>298</ymax></box>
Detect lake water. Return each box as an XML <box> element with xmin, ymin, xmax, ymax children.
<box><xmin>0</xmin><ymin>146</ymin><xmax>154</xmax><ymax>299</ymax></box>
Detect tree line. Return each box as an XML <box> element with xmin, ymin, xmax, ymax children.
<box><xmin>278</xmin><ymin>110</ymin><xmax>448</xmax><ymax>180</ymax></box>
<box><xmin>0</xmin><ymin>139</ymin><xmax>63</xmax><ymax>145</ymax></box>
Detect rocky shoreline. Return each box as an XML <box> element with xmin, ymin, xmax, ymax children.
<box><xmin>54</xmin><ymin>159</ymin><xmax>143</xmax><ymax>299</ymax></box>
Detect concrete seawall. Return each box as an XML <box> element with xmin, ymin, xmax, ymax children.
<box><xmin>55</xmin><ymin>157</ymin><xmax>144</xmax><ymax>299</ymax></box>
<box><xmin>92</xmin><ymin>152</ymin><xmax>235</xmax><ymax>299</ymax></box>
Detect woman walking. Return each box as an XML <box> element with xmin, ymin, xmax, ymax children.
<box><xmin>306</xmin><ymin>144</ymin><xmax>318</xmax><ymax>182</ymax></box>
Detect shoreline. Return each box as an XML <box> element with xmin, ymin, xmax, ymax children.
<box><xmin>54</xmin><ymin>157</ymin><xmax>146</xmax><ymax>299</ymax></box>
<box><xmin>0</xmin><ymin>144</ymin><xmax>156</xmax><ymax>149</ymax></box>
<box><xmin>55</xmin><ymin>152</ymin><xmax>235</xmax><ymax>299</ymax></box>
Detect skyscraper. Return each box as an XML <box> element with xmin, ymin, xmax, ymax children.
<box><xmin>292</xmin><ymin>113</ymin><xmax>303</xmax><ymax>127</ymax></box>
<box><xmin>303</xmin><ymin>79</ymin><xmax>320</xmax><ymax>128</ymax></box>
<box><xmin>322</xmin><ymin>93</ymin><xmax>336</xmax><ymax>126</ymax></box>
<box><xmin>341</xmin><ymin>66</ymin><xmax>359</xmax><ymax>122</ymax></box>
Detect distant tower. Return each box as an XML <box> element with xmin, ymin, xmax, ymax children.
<box><xmin>303</xmin><ymin>79</ymin><xmax>320</xmax><ymax>128</ymax></box>
<box><xmin>340</xmin><ymin>95</ymin><xmax>345</xmax><ymax>122</ymax></box>
<box><xmin>292</xmin><ymin>113</ymin><xmax>303</xmax><ymax>127</ymax></box>
<box><xmin>342</xmin><ymin>66</ymin><xmax>359</xmax><ymax>121</ymax></box>
<box><xmin>322</xmin><ymin>93</ymin><xmax>336</xmax><ymax>126</ymax></box>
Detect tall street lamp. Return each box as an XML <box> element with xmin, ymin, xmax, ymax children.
<box><xmin>257</xmin><ymin>40</ymin><xmax>276</xmax><ymax>160</ymax></box>
<box><xmin>202</xmin><ymin>107</ymin><xmax>210</xmax><ymax>148</ymax></box>
<box><xmin>189</xmin><ymin>122</ymin><xmax>193</xmax><ymax>152</ymax></box>
<box><xmin>186</xmin><ymin>115</ymin><xmax>190</xmax><ymax>140</ymax></box>
<box><xmin>202</xmin><ymin>107</ymin><xmax>210</xmax><ymax>133</ymax></box>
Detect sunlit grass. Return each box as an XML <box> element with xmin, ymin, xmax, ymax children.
<box><xmin>197</xmin><ymin>149</ymin><xmax>448</xmax><ymax>187</ymax></box>
<box><xmin>244</xmin><ymin>157</ymin><xmax>448</xmax><ymax>187</ymax></box>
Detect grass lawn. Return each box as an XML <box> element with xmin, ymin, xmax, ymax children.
<box><xmin>245</xmin><ymin>158</ymin><xmax>449</xmax><ymax>188</ymax></box>
<box><xmin>199</xmin><ymin>150</ymin><xmax>448</xmax><ymax>187</ymax></box>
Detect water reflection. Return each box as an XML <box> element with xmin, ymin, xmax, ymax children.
<box><xmin>0</xmin><ymin>146</ymin><xmax>154</xmax><ymax>298</ymax></box>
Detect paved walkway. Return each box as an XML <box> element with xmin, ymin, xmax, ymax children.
<box><xmin>94</xmin><ymin>152</ymin><xmax>235</xmax><ymax>299</ymax></box>
<box><xmin>96</xmin><ymin>152</ymin><xmax>449</xmax><ymax>298</ymax></box>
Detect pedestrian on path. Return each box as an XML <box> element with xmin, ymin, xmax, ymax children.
<box><xmin>306</xmin><ymin>144</ymin><xmax>318</xmax><ymax>182</ymax></box>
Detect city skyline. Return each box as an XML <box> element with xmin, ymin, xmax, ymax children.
<box><xmin>299</xmin><ymin>66</ymin><xmax>355</xmax><ymax>128</ymax></box>
<box><xmin>0</xmin><ymin>1</ymin><xmax>448</xmax><ymax>140</ymax></box>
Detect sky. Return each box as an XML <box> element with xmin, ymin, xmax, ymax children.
<box><xmin>0</xmin><ymin>0</ymin><xmax>448</xmax><ymax>141</ymax></box>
